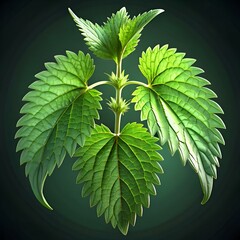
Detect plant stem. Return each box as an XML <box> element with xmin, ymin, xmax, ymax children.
<box><xmin>124</xmin><ymin>80</ymin><xmax>149</xmax><ymax>88</ymax></box>
<box><xmin>114</xmin><ymin>57</ymin><xmax>123</xmax><ymax>135</ymax></box>
<box><xmin>87</xmin><ymin>80</ymin><xmax>113</xmax><ymax>90</ymax></box>
<box><xmin>114</xmin><ymin>87</ymin><xmax>123</xmax><ymax>135</ymax></box>
<box><xmin>116</xmin><ymin>57</ymin><xmax>122</xmax><ymax>77</ymax></box>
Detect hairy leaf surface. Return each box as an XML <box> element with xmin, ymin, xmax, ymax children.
<box><xmin>15</xmin><ymin>51</ymin><xmax>102</xmax><ymax>209</ymax></box>
<box><xmin>73</xmin><ymin>123</ymin><xmax>163</xmax><ymax>234</ymax></box>
<box><xmin>69</xmin><ymin>8</ymin><xmax>163</xmax><ymax>62</ymax></box>
<box><xmin>133</xmin><ymin>45</ymin><xmax>225</xmax><ymax>203</ymax></box>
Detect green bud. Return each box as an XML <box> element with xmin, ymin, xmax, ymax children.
<box><xmin>108</xmin><ymin>71</ymin><xmax>129</xmax><ymax>89</ymax></box>
<box><xmin>107</xmin><ymin>97</ymin><xmax>130</xmax><ymax>115</ymax></box>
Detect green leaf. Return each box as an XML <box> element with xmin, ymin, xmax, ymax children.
<box><xmin>69</xmin><ymin>7</ymin><xmax>163</xmax><ymax>61</ymax></box>
<box><xmin>73</xmin><ymin>123</ymin><xmax>163</xmax><ymax>235</ymax></box>
<box><xmin>69</xmin><ymin>7</ymin><xmax>129</xmax><ymax>61</ymax></box>
<box><xmin>133</xmin><ymin>45</ymin><xmax>225</xmax><ymax>204</ymax></box>
<box><xmin>15</xmin><ymin>51</ymin><xmax>102</xmax><ymax>209</ymax></box>
<box><xmin>119</xmin><ymin>9</ymin><xmax>164</xmax><ymax>58</ymax></box>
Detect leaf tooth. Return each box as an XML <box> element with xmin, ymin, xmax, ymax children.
<box><xmin>34</xmin><ymin>71</ymin><xmax>51</xmax><ymax>82</ymax></box>
<box><xmin>178</xmin><ymin>142</ymin><xmax>189</xmax><ymax>166</ymax></box>
<box><xmin>168</xmin><ymin>128</ymin><xmax>179</xmax><ymax>155</ymax></box>
<box><xmin>20</xmin><ymin>102</ymin><xmax>34</xmax><ymax>114</ymax></box>
<box><xmin>66</xmin><ymin>50</ymin><xmax>77</xmax><ymax>59</ymax></box>
<box><xmin>200</xmin><ymin>152</ymin><xmax>217</xmax><ymax>179</ymax></box>
<box><xmin>210</xmin><ymin>114</ymin><xmax>226</xmax><ymax>129</ymax></box>
<box><xmin>44</xmin><ymin>62</ymin><xmax>58</xmax><ymax>72</ymax></box>
<box><xmin>105</xmin><ymin>207</ymin><xmax>111</xmax><ymax>224</ymax></box>
<box><xmin>160</xmin><ymin>44</ymin><xmax>168</xmax><ymax>52</ymax></box>
<box><xmin>54</xmin><ymin>54</ymin><xmax>67</xmax><ymax>64</ymax></box>
<box><xmin>153</xmin><ymin>44</ymin><xmax>160</xmax><ymax>52</ymax></box>
<box><xmin>151</xmin><ymin>161</ymin><xmax>164</xmax><ymax>173</ymax></box>
<box><xmin>211</xmin><ymin>128</ymin><xmax>225</xmax><ymax>145</ymax></box>
<box><xmin>174</xmin><ymin>52</ymin><xmax>186</xmax><ymax>62</ymax></box>
<box><xmin>181</xmin><ymin>58</ymin><xmax>196</xmax><ymax>67</ymax></box>
<box><xmin>76</xmin><ymin>172</ymin><xmax>85</xmax><ymax>183</ymax></box>
<box><xmin>97</xmin><ymin>201</ymin><xmax>105</xmax><ymax>217</ymax></box>
<box><xmin>209</xmin><ymin>99</ymin><xmax>224</xmax><ymax>114</ymax></box>
<box><xmin>111</xmin><ymin>217</ymin><xmax>117</xmax><ymax>229</ymax></box>
<box><xmin>21</xmin><ymin>90</ymin><xmax>37</xmax><ymax>102</ymax></box>
<box><xmin>16</xmin><ymin>138</ymin><xmax>27</xmax><ymax>152</ymax></box>
<box><xmin>202</xmin><ymin>87</ymin><xmax>218</xmax><ymax>98</ymax></box>
<box><xmin>209</xmin><ymin>142</ymin><xmax>222</xmax><ymax>160</ymax></box>
<box><xmin>165</xmin><ymin>47</ymin><xmax>177</xmax><ymax>57</ymax></box>
<box><xmin>135</xmin><ymin>204</ymin><xmax>143</xmax><ymax>216</ymax></box>
<box><xmin>140</xmin><ymin>194</ymin><xmax>150</xmax><ymax>208</ymax></box>
<box><xmin>129</xmin><ymin>213</ymin><xmax>137</xmax><ymax>227</ymax></box>
<box><xmin>190</xmin><ymin>66</ymin><xmax>205</xmax><ymax>75</ymax></box>
<box><xmin>82</xmin><ymin>181</ymin><xmax>92</xmax><ymax>197</ymax></box>
<box><xmin>15</xmin><ymin>125</ymin><xmax>32</xmax><ymax>139</ymax></box>
<box><xmin>64</xmin><ymin>138</ymin><xmax>76</xmax><ymax>157</ymax></box>
<box><xmin>117</xmin><ymin>219</ymin><xmax>129</xmax><ymax>236</ymax></box>
<box><xmin>195</xmin><ymin>76</ymin><xmax>211</xmax><ymax>86</ymax></box>
<box><xmin>151</xmin><ymin>173</ymin><xmax>161</xmax><ymax>185</ymax></box>
<box><xmin>147</xmin><ymin>183</ymin><xmax>157</xmax><ymax>195</ymax></box>
<box><xmin>204</xmin><ymin>149</ymin><xmax>220</xmax><ymax>167</ymax></box>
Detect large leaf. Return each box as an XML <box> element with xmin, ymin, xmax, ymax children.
<box><xmin>73</xmin><ymin>123</ymin><xmax>163</xmax><ymax>235</ymax></box>
<box><xmin>69</xmin><ymin>7</ymin><xmax>163</xmax><ymax>62</ymax></box>
<box><xmin>15</xmin><ymin>51</ymin><xmax>102</xmax><ymax>209</ymax></box>
<box><xmin>133</xmin><ymin>45</ymin><xmax>225</xmax><ymax>204</ymax></box>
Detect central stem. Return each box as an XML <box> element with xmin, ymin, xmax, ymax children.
<box><xmin>114</xmin><ymin>57</ymin><xmax>123</xmax><ymax>135</ymax></box>
<box><xmin>114</xmin><ymin>87</ymin><xmax>122</xmax><ymax>135</ymax></box>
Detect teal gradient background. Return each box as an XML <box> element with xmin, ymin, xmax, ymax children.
<box><xmin>1</xmin><ymin>0</ymin><xmax>240</xmax><ymax>239</ymax></box>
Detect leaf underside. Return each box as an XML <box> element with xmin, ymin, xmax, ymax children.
<box><xmin>15</xmin><ymin>51</ymin><xmax>102</xmax><ymax>209</ymax></box>
<box><xmin>73</xmin><ymin>123</ymin><xmax>163</xmax><ymax>235</ymax></box>
<box><xmin>132</xmin><ymin>44</ymin><xmax>225</xmax><ymax>204</ymax></box>
<box><xmin>69</xmin><ymin>7</ymin><xmax>164</xmax><ymax>62</ymax></box>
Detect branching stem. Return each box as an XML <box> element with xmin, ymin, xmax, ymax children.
<box><xmin>88</xmin><ymin>81</ymin><xmax>113</xmax><ymax>90</ymax></box>
<box><xmin>123</xmin><ymin>80</ymin><xmax>149</xmax><ymax>88</ymax></box>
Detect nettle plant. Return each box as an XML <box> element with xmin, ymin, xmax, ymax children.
<box><xmin>16</xmin><ymin>7</ymin><xmax>225</xmax><ymax>235</ymax></box>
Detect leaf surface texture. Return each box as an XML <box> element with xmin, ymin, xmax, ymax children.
<box><xmin>73</xmin><ymin>123</ymin><xmax>163</xmax><ymax>234</ymax></box>
<box><xmin>15</xmin><ymin>51</ymin><xmax>102</xmax><ymax>209</ymax></box>
<box><xmin>69</xmin><ymin>8</ymin><xmax>163</xmax><ymax>61</ymax></box>
<box><xmin>133</xmin><ymin>45</ymin><xmax>225</xmax><ymax>203</ymax></box>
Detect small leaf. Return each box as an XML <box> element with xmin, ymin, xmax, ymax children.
<box><xmin>69</xmin><ymin>8</ymin><xmax>164</xmax><ymax>62</ymax></box>
<box><xmin>133</xmin><ymin>45</ymin><xmax>225</xmax><ymax>204</ymax></box>
<box><xmin>119</xmin><ymin>9</ymin><xmax>164</xmax><ymax>58</ymax></box>
<box><xmin>73</xmin><ymin>123</ymin><xmax>163</xmax><ymax>235</ymax></box>
<box><xmin>69</xmin><ymin>7</ymin><xmax>129</xmax><ymax>61</ymax></box>
<box><xmin>15</xmin><ymin>51</ymin><xmax>102</xmax><ymax>209</ymax></box>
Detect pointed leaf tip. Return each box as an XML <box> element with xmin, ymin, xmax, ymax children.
<box><xmin>155</xmin><ymin>9</ymin><xmax>165</xmax><ymax>15</ymax></box>
<box><xmin>68</xmin><ymin>7</ymin><xmax>75</xmax><ymax>17</ymax></box>
<box><xmin>38</xmin><ymin>194</ymin><xmax>53</xmax><ymax>210</ymax></box>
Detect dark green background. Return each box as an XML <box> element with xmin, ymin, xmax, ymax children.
<box><xmin>1</xmin><ymin>0</ymin><xmax>240</xmax><ymax>239</ymax></box>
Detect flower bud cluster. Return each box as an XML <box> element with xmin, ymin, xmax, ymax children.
<box><xmin>107</xmin><ymin>97</ymin><xmax>130</xmax><ymax>115</ymax></box>
<box><xmin>108</xmin><ymin>71</ymin><xmax>129</xmax><ymax>89</ymax></box>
